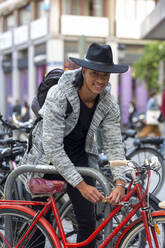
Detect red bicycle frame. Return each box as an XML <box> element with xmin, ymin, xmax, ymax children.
<box><xmin>53</xmin><ymin>171</ymin><xmax>159</xmax><ymax>248</ymax></box>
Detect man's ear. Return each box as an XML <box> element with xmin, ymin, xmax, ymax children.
<box><xmin>81</xmin><ymin>67</ymin><xmax>86</xmax><ymax>77</ymax></box>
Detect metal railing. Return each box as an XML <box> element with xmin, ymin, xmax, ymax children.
<box><xmin>4</xmin><ymin>164</ymin><xmax>112</xmax><ymax>247</ymax></box>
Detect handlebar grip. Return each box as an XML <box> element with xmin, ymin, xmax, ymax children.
<box><xmin>158</xmin><ymin>201</ymin><xmax>165</xmax><ymax>209</ymax></box>
<box><xmin>109</xmin><ymin>160</ymin><xmax>128</xmax><ymax>167</ymax></box>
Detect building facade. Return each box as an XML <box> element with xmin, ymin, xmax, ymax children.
<box><xmin>141</xmin><ymin>0</ymin><xmax>164</xmax><ymax>40</ymax></box>
<box><xmin>0</xmin><ymin>0</ymin><xmax>156</xmax><ymax>123</ymax></box>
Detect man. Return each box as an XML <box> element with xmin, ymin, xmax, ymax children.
<box><xmin>21</xmin><ymin>42</ymin><xmax>128</xmax><ymax>247</ymax></box>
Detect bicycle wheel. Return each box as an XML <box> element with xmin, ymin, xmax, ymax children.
<box><xmin>127</xmin><ymin>147</ymin><xmax>164</xmax><ymax>194</ymax></box>
<box><xmin>118</xmin><ymin>214</ymin><xmax>165</xmax><ymax>248</ymax></box>
<box><xmin>0</xmin><ymin>207</ymin><xmax>56</xmax><ymax>247</ymax></box>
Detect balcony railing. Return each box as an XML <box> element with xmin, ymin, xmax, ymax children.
<box><xmin>0</xmin><ymin>31</ymin><xmax>12</xmax><ymax>50</ymax></box>
<box><xmin>0</xmin><ymin>15</ymin><xmax>109</xmax><ymax>51</ymax></box>
<box><xmin>0</xmin><ymin>17</ymin><xmax>48</xmax><ymax>50</ymax></box>
<box><xmin>61</xmin><ymin>15</ymin><xmax>109</xmax><ymax>37</ymax></box>
<box><xmin>14</xmin><ymin>25</ymin><xmax>28</xmax><ymax>45</ymax></box>
<box><xmin>30</xmin><ymin>17</ymin><xmax>48</xmax><ymax>40</ymax></box>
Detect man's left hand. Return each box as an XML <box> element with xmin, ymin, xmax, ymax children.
<box><xmin>105</xmin><ymin>180</ymin><xmax>125</xmax><ymax>205</ymax></box>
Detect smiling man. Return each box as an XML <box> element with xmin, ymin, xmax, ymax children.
<box><xmin>21</xmin><ymin>42</ymin><xmax>128</xmax><ymax>248</ymax></box>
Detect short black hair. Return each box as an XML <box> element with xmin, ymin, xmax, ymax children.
<box><xmin>72</xmin><ymin>70</ymin><xmax>84</xmax><ymax>89</ymax></box>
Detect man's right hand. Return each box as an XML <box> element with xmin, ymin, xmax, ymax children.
<box><xmin>76</xmin><ymin>181</ymin><xmax>104</xmax><ymax>203</ymax></box>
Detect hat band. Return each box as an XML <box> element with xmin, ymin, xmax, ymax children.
<box><xmin>85</xmin><ymin>58</ymin><xmax>113</xmax><ymax>66</ymax></box>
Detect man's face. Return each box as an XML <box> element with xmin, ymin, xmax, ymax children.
<box><xmin>82</xmin><ymin>68</ymin><xmax>110</xmax><ymax>97</ymax></box>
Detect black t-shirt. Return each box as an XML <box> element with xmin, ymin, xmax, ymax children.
<box><xmin>64</xmin><ymin>95</ymin><xmax>99</xmax><ymax>167</ymax></box>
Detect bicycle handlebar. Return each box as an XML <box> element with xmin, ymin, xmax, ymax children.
<box><xmin>12</xmin><ymin>113</ymin><xmax>33</xmax><ymax>129</ymax></box>
<box><xmin>0</xmin><ymin>113</ymin><xmax>19</xmax><ymax>131</ymax></box>
<box><xmin>109</xmin><ymin>157</ymin><xmax>160</xmax><ymax>172</ymax></box>
<box><xmin>0</xmin><ymin>113</ymin><xmax>32</xmax><ymax>133</ymax></box>
<box><xmin>0</xmin><ymin>119</ymin><xmax>18</xmax><ymax>130</ymax></box>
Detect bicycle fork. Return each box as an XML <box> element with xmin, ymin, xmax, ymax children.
<box><xmin>141</xmin><ymin>208</ymin><xmax>160</xmax><ymax>248</ymax></box>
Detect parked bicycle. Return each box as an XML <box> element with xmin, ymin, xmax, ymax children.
<box><xmin>1</xmin><ymin>157</ymin><xmax>165</xmax><ymax>247</ymax></box>
<box><xmin>124</xmin><ymin>131</ymin><xmax>165</xmax><ymax>194</ymax></box>
<box><xmin>0</xmin><ymin>113</ymin><xmax>32</xmax><ymax>140</ymax></box>
<box><xmin>56</xmin><ymin>160</ymin><xmax>161</xmax><ymax>245</ymax></box>
<box><xmin>99</xmin><ymin>129</ymin><xmax>165</xmax><ymax>194</ymax></box>
<box><xmin>0</xmin><ymin>135</ymin><xmax>71</xmax><ymax>222</ymax></box>
<box><xmin>11</xmin><ymin>112</ymin><xmax>33</xmax><ymax>140</ymax></box>
<box><xmin>0</xmin><ymin>138</ymin><xmax>27</xmax><ymax>199</ymax></box>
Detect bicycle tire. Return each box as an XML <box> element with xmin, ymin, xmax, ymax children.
<box><xmin>0</xmin><ymin>207</ymin><xmax>56</xmax><ymax>247</ymax></box>
<box><xmin>127</xmin><ymin>147</ymin><xmax>164</xmax><ymax>194</ymax></box>
<box><xmin>118</xmin><ymin>214</ymin><xmax>165</xmax><ymax>248</ymax></box>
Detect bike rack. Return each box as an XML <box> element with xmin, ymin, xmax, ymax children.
<box><xmin>4</xmin><ymin>164</ymin><xmax>112</xmax><ymax>247</ymax></box>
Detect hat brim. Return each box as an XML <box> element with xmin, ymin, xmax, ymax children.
<box><xmin>69</xmin><ymin>57</ymin><xmax>128</xmax><ymax>73</ymax></box>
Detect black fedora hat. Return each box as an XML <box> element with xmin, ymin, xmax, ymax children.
<box><xmin>69</xmin><ymin>43</ymin><xmax>128</xmax><ymax>73</ymax></box>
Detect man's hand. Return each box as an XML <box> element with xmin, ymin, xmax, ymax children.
<box><xmin>105</xmin><ymin>180</ymin><xmax>125</xmax><ymax>205</ymax></box>
<box><xmin>76</xmin><ymin>181</ymin><xmax>104</xmax><ymax>203</ymax></box>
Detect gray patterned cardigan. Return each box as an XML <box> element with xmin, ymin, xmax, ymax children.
<box><xmin>21</xmin><ymin>69</ymin><xmax>126</xmax><ymax>187</ymax></box>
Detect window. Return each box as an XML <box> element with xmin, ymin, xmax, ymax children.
<box><xmin>84</xmin><ymin>0</ymin><xmax>104</xmax><ymax>17</ymax></box>
<box><xmin>84</xmin><ymin>0</ymin><xmax>93</xmax><ymax>16</ymax></box>
<box><xmin>62</xmin><ymin>0</ymin><xmax>71</xmax><ymax>15</ymax></box>
<box><xmin>72</xmin><ymin>0</ymin><xmax>81</xmax><ymax>15</ymax></box>
<box><xmin>18</xmin><ymin>4</ymin><xmax>31</xmax><ymax>26</ymax></box>
<box><xmin>4</xmin><ymin>13</ymin><xmax>15</xmax><ymax>31</ymax></box>
<box><xmin>62</xmin><ymin>0</ymin><xmax>105</xmax><ymax>17</ymax></box>
<box><xmin>36</xmin><ymin>0</ymin><xmax>47</xmax><ymax>19</ymax></box>
<box><xmin>62</xmin><ymin>0</ymin><xmax>81</xmax><ymax>15</ymax></box>
<box><xmin>94</xmin><ymin>0</ymin><xmax>104</xmax><ymax>17</ymax></box>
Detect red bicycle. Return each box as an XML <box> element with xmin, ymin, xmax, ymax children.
<box><xmin>1</xmin><ymin>157</ymin><xmax>165</xmax><ymax>247</ymax></box>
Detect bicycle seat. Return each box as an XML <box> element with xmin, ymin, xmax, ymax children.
<box><xmin>29</xmin><ymin>178</ymin><xmax>67</xmax><ymax>194</ymax></box>
<box><xmin>122</xmin><ymin>129</ymin><xmax>137</xmax><ymax>139</ymax></box>
<box><xmin>134</xmin><ymin>137</ymin><xmax>164</xmax><ymax>146</ymax></box>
